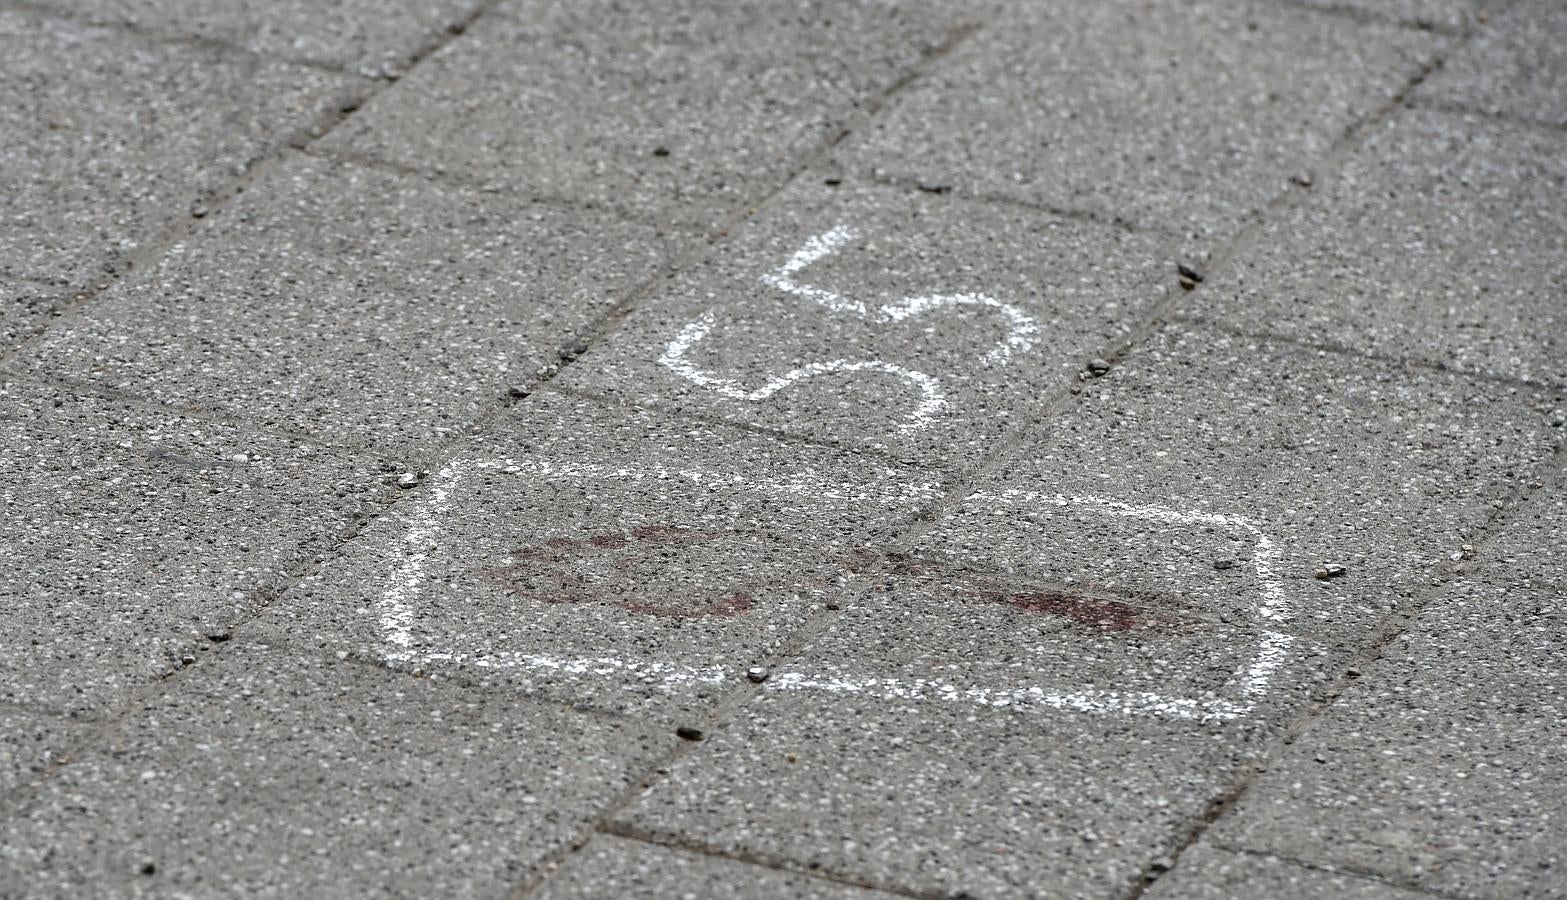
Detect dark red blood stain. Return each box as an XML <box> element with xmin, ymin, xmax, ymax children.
<box><xmin>478</xmin><ymin>524</ymin><xmax>750</xmax><ymax>618</ymax></box>
<box><xmin>988</xmin><ymin>590</ymin><xmax>1145</xmax><ymax>631</ymax></box>
<box><xmin>618</xmin><ymin>592</ymin><xmax>755</xmax><ymax>619</ymax></box>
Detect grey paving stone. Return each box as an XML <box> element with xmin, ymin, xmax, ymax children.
<box><xmin>833</xmin><ymin>0</ymin><xmax>1440</xmax><ymax>241</ymax></box>
<box><xmin>0</xmin><ymin>708</ymin><xmax>84</xmax><ymax>797</ymax></box>
<box><xmin>1182</xmin><ymin>107</ymin><xmax>1567</xmax><ymax>387</ymax></box>
<box><xmin>1145</xmin><ymin>845</ymin><xmax>1435</xmax><ymax>899</ymax></box>
<box><xmin>1207</xmin><ymin>580</ymin><xmax>1567</xmax><ymax>898</ymax></box>
<box><xmin>0</xmin><ymin>378</ymin><xmax>393</xmax><ymax>716</ymax></box>
<box><xmin>39</xmin><ymin>0</ymin><xmax>483</xmax><ymax>77</ymax></box>
<box><xmin>914</xmin><ymin>322</ymin><xmax>1563</xmax><ymax>647</ymax></box>
<box><xmin>0</xmin><ymin>8</ymin><xmax>363</xmax><ymax>291</ymax></box>
<box><xmin>1283</xmin><ymin>0</ymin><xmax>1480</xmax><ymax>30</ymax></box>
<box><xmin>1474</xmin><ymin>458</ymin><xmax>1567</xmax><ymax>591</ymax></box>
<box><xmin>16</xmin><ymin>152</ymin><xmax>683</xmax><ymax>457</ymax></box>
<box><xmin>247</xmin><ymin>389</ymin><xmax>946</xmax><ymax>717</ymax></box>
<box><xmin>535</xmin><ymin>835</ymin><xmax>901</xmax><ymax>899</ymax></box>
<box><xmin>556</xmin><ymin>179</ymin><xmax>1175</xmax><ymax>469</ymax></box>
<box><xmin>1418</xmin><ymin>0</ymin><xmax>1567</xmax><ymax>127</ymax></box>
<box><xmin>317</xmin><ymin>0</ymin><xmax>972</xmax><ymax>228</ymax></box>
<box><xmin>0</xmin><ymin>642</ymin><xmax>670</xmax><ymax>898</ymax></box>
<box><xmin>614</xmin><ymin>569</ymin><xmax>1328</xmax><ymax>898</ymax></box>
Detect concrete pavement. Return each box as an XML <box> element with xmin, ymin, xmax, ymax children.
<box><xmin>1</xmin><ymin>0</ymin><xmax>1563</xmax><ymax>897</ymax></box>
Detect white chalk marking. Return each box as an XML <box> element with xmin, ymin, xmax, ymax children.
<box><xmin>759</xmin><ymin>225</ymin><xmax>1039</xmax><ymax>364</ymax></box>
<box><xmin>765</xmin><ymin>669</ymin><xmax>1248</xmax><ymax>723</ymax></box>
<box><xmin>659</xmin><ymin>224</ymin><xmax>1040</xmax><ymax>433</ymax></box>
<box><xmin>660</xmin><ymin>312</ymin><xmax>945</xmax><ymax>433</ymax></box>
<box><xmin>378</xmin><ymin>464</ymin><xmax>1296</xmax><ymax>722</ymax></box>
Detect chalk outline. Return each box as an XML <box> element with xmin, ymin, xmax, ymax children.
<box><xmin>659</xmin><ymin>226</ymin><xmax>1039</xmax><ymax>433</ymax></box>
<box><xmin>377</xmin><ymin>461</ymin><xmax>1293</xmax><ymax>723</ymax></box>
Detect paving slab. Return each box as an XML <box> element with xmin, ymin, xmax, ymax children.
<box><xmin>1206</xmin><ymin>580</ymin><xmax>1567</xmax><ymax>898</ymax></box>
<box><xmin>614</xmin><ymin>568</ymin><xmax>1330</xmax><ymax>898</ymax></box>
<box><xmin>1283</xmin><ymin>0</ymin><xmax>1480</xmax><ymax>31</ymax></box>
<box><xmin>316</xmin><ymin>0</ymin><xmax>973</xmax><ymax>228</ymax></box>
<box><xmin>38</xmin><ymin>0</ymin><xmax>483</xmax><ymax>77</ymax></box>
<box><xmin>1418</xmin><ymin>0</ymin><xmax>1567</xmax><ymax>128</ymax></box>
<box><xmin>1145</xmin><ymin>845</ymin><xmax>1436</xmax><ymax>899</ymax></box>
<box><xmin>0</xmin><ymin>377</ymin><xmax>393</xmax><ymax>716</ymax></box>
<box><xmin>535</xmin><ymin>835</ymin><xmax>902</xmax><ymax>899</ymax></box>
<box><xmin>0</xmin><ymin>641</ymin><xmax>670</xmax><ymax>898</ymax></box>
<box><xmin>0</xmin><ymin>8</ymin><xmax>363</xmax><ymax>292</ymax></box>
<box><xmin>246</xmin><ymin>389</ymin><xmax>946</xmax><ymax>718</ymax></box>
<box><xmin>0</xmin><ymin>708</ymin><xmax>85</xmax><ymax>797</ymax></box>
<box><xmin>1179</xmin><ymin>107</ymin><xmax>1567</xmax><ymax>386</ymax></box>
<box><xmin>914</xmin><ymin>321</ymin><xmax>1564</xmax><ymax>647</ymax></box>
<box><xmin>16</xmin><ymin>151</ymin><xmax>683</xmax><ymax>458</ymax></box>
<box><xmin>556</xmin><ymin>178</ymin><xmax>1175</xmax><ymax>469</ymax></box>
<box><xmin>1476</xmin><ymin>459</ymin><xmax>1567</xmax><ymax>590</ymax></box>
<box><xmin>832</xmin><ymin>0</ymin><xmax>1441</xmax><ymax>241</ymax></box>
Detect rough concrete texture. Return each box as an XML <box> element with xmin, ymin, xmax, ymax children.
<box><xmin>247</xmin><ymin>389</ymin><xmax>944</xmax><ymax>717</ymax></box>
<box><xmin>1476</xmin><ymin>459</ymin><xmax>1567</xmax><ymax>591</ymax></box>
<box><xmin>0</xmin><ymin>275</ymin><xmax>58</xmax><ymax>352</ymax></box>
<box><xmin>833</xmin><ymin>0</ymin><xmax>1442</xmax><ymax>241</ymax></box>
<box><xmin>0</xmin><ymin>709</ymin><xmax>84</xmax><ymax>798</ymax></box>
<box><xmin>917</xmin><ymin>321</ymin><xmax>1563</xmax><ymax>643</ymax></box>
<box><xmin>535</xmin><ymin>835</ymin><xmax>904</xmax><ymax>899</ymax></box>
<box><xmin>0</xmin><ymin>377</ymin><xmax>393</xmax><ymax>715</ymax></box>
<box><xmin>317</xmin><ymin>0</ymin><xmax>974</xmax><ymax>228</ymax></box>
<box><xmin>17</xmin><ymin>152</ymin><xmax>685</xmax><ymax>457</ymax></box>
<box><xmin>0</xmin><ymin>641</ymin><xmax>671</xmax><ymax>898</ymax></box>
<box><xmin>0</xmin><ymin>7</ymin><xmax>363</xmax><ymax>291</ymax></box>
<box><xmin>1207</xmin><ymin>580</ymin><xmax>1567</xmax><ymax>898</ymax></box>
<box><xmin>1418</xmin><ymin>0</ymin><xmax>1567</xmax><ymax>127</ymax></box>
<box><xmin>37</xmin><ymin>0</ymin><xmax>484</xmax><ymax>76</ymax></box>
<box><xmin>1144</xmin><ymin>845</ymin><xmax>1436</xmax><ymax>899</ymax></box>
<box><xmin>559</xmin><ymin>177</ymin><xmax>1176</xmax><ymax>469</ymax></box>
<box><xmin>1182</xmin><ymin>106</ymin><xmax>1567</xmax><ymax>386</ymax></box>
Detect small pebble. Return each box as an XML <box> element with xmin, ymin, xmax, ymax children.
<box><xmin>397</xmin><ymin>473</ymin><xmax>419</xmax><ymax>488</ymax></box>
<box><xmin>1087</xmin><ymin>357</ymin><xmax>1111</xmax><ymax>377</ymax></box>
<box><xmin>1213</xmin><ymin>556</ymin><xmax>1237</xmax><ymax>570</ymax></box>
<box><xmin>675</xmin><ymin>726</ymin><xmax>703</xmax><ymax>742</ymax></box>
<box><xmin>746</xmin><ymin>666</ymin><xmax>769</xmax><ymax>684</ymax></box>
<box><xmin>1315</xmin><ymin>563</ymin><xmax>1347</xmax><ymax>580</ymax></box>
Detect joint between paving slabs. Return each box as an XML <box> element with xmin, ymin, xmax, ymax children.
<box><xmin>1410</xmin><ymin>96</ymin><xmax>1567</xmax><ymax>137</ymax></box>
<box><xmin>1167</xmin><ymin>313</ymin><xmax>1567</xmax><ymax>394</ymax></box>
<box><xmin>1213</xmin><ymin>844</ymin><xmax>1476</xmax><ymax>900</ymax></box>
<box><xmin>863</xmin><ymin>171</ymin><xmax>1188</xmax><ymax>238</ymax></box>
<box><xmin>599</xmin><ymin>824</ymin><xmax>943</xmax><ymax>900</ymax></box>
<box><xmin>1272</xmin><ymin>0</ymin><xmax>1466</xmax><ymax>34</ymax></box>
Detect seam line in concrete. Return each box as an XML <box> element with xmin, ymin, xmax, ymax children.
<box><xmin>1212</xmin><ymin>843</ymin><xmax>1488</xmax><ymax>899</ymax></box>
